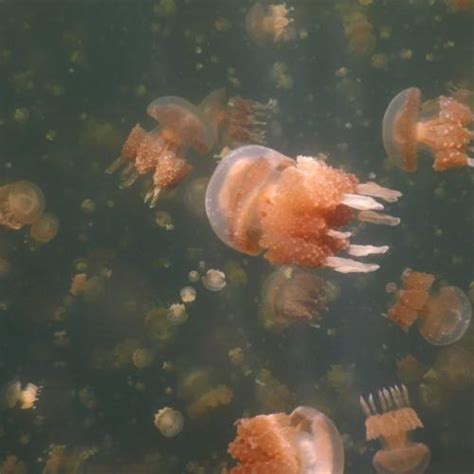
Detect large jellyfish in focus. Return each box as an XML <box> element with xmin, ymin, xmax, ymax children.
<box><xmin>227</xmin><ymin>406</ymin><xmax>344</xmax><ymax>473</ymax></box>
<box><xmin>206</xmin><ymin>145</ymin><xmax>401</xmax><ymax>273</ymax></box>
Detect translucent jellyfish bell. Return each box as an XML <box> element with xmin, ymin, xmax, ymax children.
<box><xmin>154</xmin><ymin>407</ymin><xmax>184</xmax><ymax>437</ymax></box>
<box><xmin>382</xmin><ymin>87</ymin><xmax>421</xmax><ymax>172</ymax></box>
<box><xmin>0</xmin><ymin>181</ymin><xmax>45</xmax><ymax>230</ymax></box>
<box><xmin>146</xmin><ymin>96</ymin><xmax>214</xmax><ymax>155</ymax></box>
<box><xmin>29</xmin><ymin>212</ymin><xmax>59</xmax><ymax>244</ymax></box>
<box><xmin>418</xmin><ymin>286</ymin><xmax>472</xmax><ymax>346</ymax></box>
<box><xmin>205</xmin><ymin>145</ymin><xmax>294</xmax><ymax>255</ymax></box>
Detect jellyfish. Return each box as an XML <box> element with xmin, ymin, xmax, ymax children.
<box><xmin>29</xmin><ymin>212</ymin><xmax>59</xmax><ymax>244</ymax></box>
<box><xmin>343</xmin><ymin>10</ymin><xmax>376</xmax><ymax>57</ymax></box>
<box><xmin>245</xmin><ymin>2</ymin><xmax>295</xmax><ymax>46</ymax></box>
<box><xmin>382</xmin><ymin>87</ymin><xmax>474</xmax><ymax>172</ymax></box>
<box><xmin>3</xmin><ymin>380</ymin><xmax>41</xmax><ymax>410</ymax></box>
<box><xmin>107</xmin><ymin>96</ymin><xmax>214</xmax><ymax>207</ymax></box>
<box><xmin>154</xmin><ymin>407</ymin><xmax>184</xmax><ymax>437</ymax></box>
<box><xmin>260</xmin><ymin>266</ymin><xmax>337</xmax><ymax>330</ymax></box>
<box><xmin>202</xmin><ymin>268</ymin><xmax>227</xmax><ymax>291</ymax></box>
<box><xmin>205</xmin><ymin>145</ymin><xmax>401</xmax><ymax>273</ymax></box>
<box><xmin>360</xmin><ymin>385</ymin><xmax>430</xmax><ymax>474</ymax></box>
<box><xmin>227</xmin><ymin>406</ymin><xmax>344</xmax><ymax>474</ymax></box>
<box><xmin>386</xmin><ymin>268</ymin><xmax>472</xmax><ymax>345</ymax></box>
<box><xmin>180</xmin><ymin>286</ymin><xmax>196</xmax><ymax>303</ymax></box>
<box><xmin>0</xmin><ymin>181</ymin><xmax>45</xmax><ymax>230</ymax></box>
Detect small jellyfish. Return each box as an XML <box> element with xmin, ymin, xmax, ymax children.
<box><xmin>387</xmin><ymin>269</ymin><xmax>472</xmax><ymax>345</ymax></box>
<box><xmin>360</xmin><ymin>385</ymin><xmax>430</xmax><ymax>474</ymax></box>
<box><xmin>205</xmin><ymin>145</ymin><xmax>401</xmax><ymax>273</ymax></box>
<box><xmin>228</xmin><ymin>406</ymin><xmax>344</xmax><ymax>473</ymax></box>
<box><xmin>154</xmin><ymin>407</ymin><xmax>184</xmax><ymax>437</ymax></box>
<box><xmin>202</xmin><ymin>268</ymin><xmax>226</xmax><ymax>291</ymax></box>
<box><xmin>107</xmin><ymin>96</ymin><xmax>214</xmax><ymax>207</ymax></box>
<box><xmin>3</xmin><ymin>381</ymin><xmax>41</xmax><ymax>410</ymax></box>
<box><xmin>132</xmin><ymin>348</ymin><xmax>155</xmax><ymax>369</ymax></box>
<box><xmin>245</xmin><ymin>2</ymin><xmax>294</xmax><ymax>46</ymax></box>
<box><xmin>180</xmin><ymin>286</ymin><xmax>196</xmax><ymax>303</ymax></box>
<box><xmin>29</xmin><ymin>212</ymin><xmax>59</xmax><ymax>244</ymax></box>
<box><xmin>382</xmin><ymin>87</ymin><xmax>474</xmax><ymax>172</ymax></box>
<box><xmin>167</xmin><ymin>302</ymin><xmax>188</xmax><ymax>325</ymax></box>
<box><xmin>0</xmin><ymin>181</ymin><xmax>45</xmax><ymax>230</ymax></box>
<box><xmin>260</xmin><ymin>266</ymin><xmax>337</xmax><ymax>330</ymax></box>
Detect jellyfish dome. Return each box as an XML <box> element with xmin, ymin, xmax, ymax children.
<box><xmin>206</xmin><ymin>145</ymin><xmax>401</xmax><ymax>273</ymax></box>
<box><xmin>228</xmin><ymin>406</ymin><xmax>344</xmax><ymax>473</ymax></box>
<box><xmin>382</xmin><ymin>87</ymin><xmax>474</xmax><ymax>172</ymax></box>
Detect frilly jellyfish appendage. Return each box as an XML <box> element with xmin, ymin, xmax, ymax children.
<box><xmin>360</xmin><ymin>385</ymin><xmax>430</xmax><ymax>474</ymax></box>
<box><xmin>206</xmin><ymin>145</ymin><xmax>401</xmax><ymax>272</ymax></box>
<box><xmin>382</xmin><ymin>87</ymin><xmax>421</xmax><ymax>172</ymax></box>
<box><xmin>228</xmin><ymin>406</ymin><xmax>344</xmax><ymax>473</ymax></box>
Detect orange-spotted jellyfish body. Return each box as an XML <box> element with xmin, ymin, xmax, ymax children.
<box><xmin>360</xmin><ymin>385</ymin><xmax>430</xmax><ymax>474</ymax></box>
<box><xmin>107</xmin><ymin>96</ymin><xmax>214</xmax><ymax>207</ymax></box>
<box><xmin>0</xmin><ymin>181</ymin><xmax>45</xmax><ymax>230</ymax></box>
<box><xmin>382</xmin><ymin>87</ymin><xmax>474</xmax><ymax>172</ymax></box>
<box><xmin>387</xmin><ymin>269</ymin><xmax>472</xmax><ymax>345</ymax></box>
<box><xmin>260</xmin><ymin>266</ymin><xmax>337</xmax><ymax>330</ymax></box>
<box><xmin>206</xmin><ymin>145</ymin><xmax>401</xmax><ymax>273</ymax></box>
<box><xmin>228</xmin><ymin>406</ymin><xmax>344</xmax><ymax>474</ymax></box>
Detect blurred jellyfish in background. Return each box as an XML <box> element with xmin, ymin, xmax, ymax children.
<box><xmin>2</xmin><ymin>380</ymin><xmax>41</xmax><ymax>410</ymax></box>
<box><xmin>360</xmin><ymin>385</ymin><xmax>430</xmax><ymax>474</ymax></box>
<box><xmin>201</xmin><ymin>268</ymin><xmax>226</xmax><ymax>292</ymax></box>
<box><xmin>177</xmin><ymin>367</ymin><xmax>233</xmax><ymax>419</ymax></box>
<box><xmin>154</xmin><ymin>406</ymin><xmax>184</xmax><ymax>437</ymax></box>
<box><xmin>183</xmin><ymin>176</ymin><xmax>209</xmax><ymax>218</ymax></box>
<box><xmin>42</xmin><ymin>445</ymin><xmax>97</xmax><ymax>474</ymax></box>
<box><xmin>382</xmin><ymin>87</ymin><xmax>474</xmax><ymax>172</ymax></box>
<box><xmin>28</xmin><ymin>212</ymin><xmax>59</xmax><ymax>246</ymax></box>
<box><xmin>0</xmin><ymin>181</ymin><xmax>45</xmax><ymax>231</ymax></box>
<box><xmin>386</xmin><ymin>268</ymin><xmax>472</xmax><ymax>345</ymax></box>
<box><xmin>342</xmin><ymin>9</ymin><xmax>376</xmax><ymax>58</ymax></box>
<box><xmin>206</xmin><ymin>145</ymin><xmax>401</xmax><ymax>273</ymax></box>
<box><xmin>227</xmin><ymin>406</ymin><xmax>344</xmax><ymax>473</ymax></box>
<box><xmin>245</xmin><ymin>2</ymin><xmax>295</xmax><ymax>46</ymax></box>
<box><xmin>107</xmin><ymin>95</ymin><xmax>215</xmax><ymax>207</ymax></box>
<box><xmin>260</xmin><ymin>266</ymin><xmax>338</xmax><ymax>331</ymax></box>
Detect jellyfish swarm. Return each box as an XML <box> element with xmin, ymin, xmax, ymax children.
<box><xmin>206</xmin><ymin>145</ymin><xmax>401</xmax><ymax>273</ymax></box>
<box><xmin>360</xmin><ymin>385</ymin><xmax>430</xmax><ymax>474</ymax></box>
<box><xmin>245</xmin><ymin>2</ymin><xmax>294</xmax><ymax>46</ymax></box>
<box><xmin>228</xmin><ymin>406</ymin><xmax>344</xmax><ymax>474</ymax></box>
<box><xmin>387</xmin><ymin>269</ymin><xmax>472</xmax><ymax>345</ymax></box>
<box><xmin>382</xmin><ymin>87</ymin><xmax>474</xmax><ymax>172</ymax></box>
<box><xmin>107</xmin><ymin>96</ymin><xmax>214</xmax><ymax>207</ymax></box>
<box><xmin>0</xmin><ymin>181</ymin><xmax>45</xmax><ymax>230</ymax></box>
<box><xmin>260</xmin><ymin>266</ymin><xmax>336</xmax><ymax>330</ymax></box>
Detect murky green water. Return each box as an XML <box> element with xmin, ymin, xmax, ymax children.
<box><xmin>0</xmin><ymin>1</ymin><xmax>473</xmax><ymax>473</ymax></box>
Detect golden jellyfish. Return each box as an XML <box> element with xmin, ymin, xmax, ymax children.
<box><xmin>0</xmin><ymin>181</ymin><xmax>45</xmax><ymax>230</ymax></box>
<box><xmin>382</xmin><ymin>87</ymin><xmax>474</xmax><ymax>172</ymax></box>
<box><xmin>360</xmin><ymin>385</ymin><xmax>430</xmax><ymax>474</ymax></box>
<box><xmin>154</xmin><ymin>407</ymin><xmax>184</xmax><ymax>437</ymax></box>
<box><xmin>205</xmin><ymin>145</ymin><xmax>401</xmax><ymax>273</ymax></box>
<box><xmin>386</xmin><ymin>269</ymin><xmax>472</xmax><ymax>345</ymax></box>
<box><xmin>3</xmin><ymin>381</ymin><xmax>41</xmax><ymax>410</ymax></box>
<box><xmin>201</xmin><ymin>268</ymin><xmax>227</xmax><ymax>291</ymax></box>
<box><xmin>260</xmin><ymin>266</ymin><xmax>337</xmax><ymax>330</ymax></box>
<box><xmin>107</xmin><ymin>96</ymin><xmax>215</xmax><ymax>207</ymax></box>
<box><xmin>343</xmin><ymin>11</ymin><xmax>376</xmax><ymax>57</ymax></box>
<box><xmin>245</xmin><ymin>2</ymin><xmax>295</xmax><ymax>46</ymax></box>
<box><xmin>29</xmin><ymin>212</ymin><xmax>59</xmax><ymax>244</ymax></box>
<box><xmin>227</xmin><ymin>406</ymin><xmax>344</xmax><ymax>474</ymax></box>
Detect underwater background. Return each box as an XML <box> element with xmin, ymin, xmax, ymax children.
<box><xmin>0</xmin><ymin>0</ymin><xmax>473</xmax><ymax>472</ymax></box>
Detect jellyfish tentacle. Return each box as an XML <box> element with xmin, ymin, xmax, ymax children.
<box><xmin>341</xmin><ymin>193</ymin><xmax>384</xmax><ymax>211</ymax></box>
<box><xmin>347</xmin><ymin>244</ymin><xmax>389</xmax><ymax>257</ymax></box>
<box><xmin>325</xmin><ymin>256</ymin><xmax>380</xmax><ymax>273</ymax></box>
